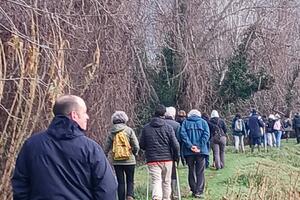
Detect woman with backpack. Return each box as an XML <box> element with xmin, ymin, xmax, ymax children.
<box><xmin>232</xmin><ymin>114</ymin><xmax>246</xmax><ymax>153</ymax></box>
<box><xmin>104</xmin><ymin>111</ymin><xmax>140</xmax><ymax>200</ymax></box>
<box><xmin>210</xmin><ymin>110</ymin><xmax>227</xmax><ymax>170</ymax></box>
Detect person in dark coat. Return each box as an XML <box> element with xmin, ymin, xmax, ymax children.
<box><xmin>210</xmin><ymin>110</ymin><xmax>227</xmax><ymax>170</ymax></box>
<box><xmin>201</xmin><ymin>113</ymin><xmax>213</xmax><ymax>168</ymax></box>
<box><xmin>12</xmin><ymin>95</ymin><xmax>118</xmax><ymax>200</ymax></box>
<box><xmin>176</xmin><ymin>109</ymin><xmax>187</xmax><ymax>166</ymax></box>
<box><xmin>139</xmin><ymin>104</ymin><xmax>180</xmax><ymax>200</ymax></box>
<box><xmin>176</xmin><ymin>110</ymin><xmax>186</xmax><ymax>125</ymax></box>
<box><xmin>165</xmin><ymin>106</ymin><xmax>181</xmax><ymax>199</ymax></box>
<box><xmin>293</xmin><ymin>113</ymin><xmax>300</xmax><ymax>144</ymax></box>
<box><xmin>283</xmin><ymin>114</ymin><xmax>292</xmax><ymax>143</ymax></box>
<box><xmin>248</xmin><ymin>109</ymin><xmax>264</xmax><ymax>152</ymax></box>
<box><xmin>266</xmin><ymin>114</ymin><xmax>276</xmax><ymax>148</ymax></box>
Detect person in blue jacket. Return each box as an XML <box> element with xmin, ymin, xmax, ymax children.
<box><xmin>12</xmin><ymin>95</ymin><xmax>118</xmax><ymax>200</ymax></box>
<box><xmin>180</xmin><ymin>109</ymin><xmax>210</xmax><ymax>199</ymax></box>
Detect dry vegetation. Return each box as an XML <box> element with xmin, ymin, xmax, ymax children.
<box><xmin>1</xmin><ymin>0</ymin><xmax>300</xmax><ymax>199</ymax></box>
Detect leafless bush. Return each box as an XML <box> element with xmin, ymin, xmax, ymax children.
<box><xmin>1</xmin><ymin>0</ymin><xmax>300</xmax><ymax>199</ymax></box>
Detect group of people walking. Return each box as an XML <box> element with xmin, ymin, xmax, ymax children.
<box><xmin>232</xmin><ymin>109</ymin><xmax>300</xmax><ymax>153</ymax></box>
<box><xmin>104</xmin><ymin>104</ymin><xmax>232</xmax><ymax>200</ymax></box>
<box><xmin>12</xmin><ymin>94</ymin><xmax>300</xmax><ymax>200</ymax></box>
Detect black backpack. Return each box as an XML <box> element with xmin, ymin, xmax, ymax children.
<box><xmin>213</xmin><ymin>119</ymin><xmax>225</xmax><ymax>138</ymax></box>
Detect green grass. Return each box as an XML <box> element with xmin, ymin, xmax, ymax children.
<box><xmin>135</xmin><ymin>139</ymin><xmax>300</xmax><ymax>200</ymax></box>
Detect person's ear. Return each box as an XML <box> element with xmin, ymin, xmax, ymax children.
<box><xmin>70</xmin><ymin>111</ymin><xmax>77</xmax><ymax>120</ymax></box>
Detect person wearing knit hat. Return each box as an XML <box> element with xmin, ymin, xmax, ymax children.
<box><xmin>180</xmin><ymin>109</ymin><xmax>209</xmax><ymax>198</ymax></box>
<box><xmin>105</xmin><ymin>111</ymin><xmax>140</xmax><ymax>200</ymax></box>
<box><xmin>165</xmin><ymin>106</ymin><xmax>181</xmax><ymax>199</ymax></box>
<box><xmin>210</xmin><ymin>110</ymin><xmax>219</xmax><ymax>118</ymax></box>
<box><xmin>111</xmin><ymin>111</ymin><xmax>129</xmax><ymax>124</ymax></box>
<box><xmin>166</xmin><ymin>107</ymin><xmax>176</xmax><ymax>120</ymax></box>
<box><xmin>210</xmin><ymin>110</ymin><xmax>227</xmax><ymax>170</ymax></box>
<box><xmin>140</xmin><ymin>104</ymin><xmax>180</xmax><ymax>200</ymax></box>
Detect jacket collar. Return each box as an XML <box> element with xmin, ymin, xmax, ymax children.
<box><xmin>47</xmin><ymin>115</ymin><xmax>84</xmax><ymax>140</ymax></box>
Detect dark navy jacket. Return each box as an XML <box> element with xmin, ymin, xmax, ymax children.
<box><xmin>12</xmin><ymin>116</ymin><xmax>118</xmax><ymax>200</ymax></box>
<box><xmin>248</xmin><ymin>113</ymin><xmax>264</xmax><ymax>138</ymax></box>
<box><xmin>140</xmin><ymin>117</ymin><xmax>180</xmax><ymax>163</ymax></box>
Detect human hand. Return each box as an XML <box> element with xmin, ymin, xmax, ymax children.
<box><xmin>191</xmin><ymin>145</ymin><xmax>200</xmax><ymax>153</ymax></box>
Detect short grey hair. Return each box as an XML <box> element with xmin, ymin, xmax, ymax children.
<box><xmin>111</xmin><ymin>111</ymin><xmax>129</xmax><ymax>124</ymax></box>
<box><xmin>188</xmin><ymin>109</ymin><xmax>201</xmax><ymax>117</ymax></box>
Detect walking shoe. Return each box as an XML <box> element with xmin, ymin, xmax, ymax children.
<box><xmin>127</xmin><ymin>196</ymin><xmax>134</xmax><ymax>200</ymax></box>
<box><xmin>193</xmin><ymin>193</ymin><xmax>204</xmax><ymax>198</ymax></box>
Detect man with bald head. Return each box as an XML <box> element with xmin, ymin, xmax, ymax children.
<box><xmin>12</xmin><ymin>95</ymin><xmax>118</xmax><ymax>200</ymax></box>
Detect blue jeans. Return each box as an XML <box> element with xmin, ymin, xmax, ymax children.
<box><xmin>274</xmin><ymin>131</ymin><xmax>282</xmax><ymax>147</ymax></box>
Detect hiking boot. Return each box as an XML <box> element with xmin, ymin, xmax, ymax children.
<box><xmin>127</xmin><ymin>196</ymin><xmax>134</xmax><ymax>200</ymax></box>
<box><xmin>193</xmin><ymin>193</ymin><xmax>204</xmax><ymax>198</ymax></box>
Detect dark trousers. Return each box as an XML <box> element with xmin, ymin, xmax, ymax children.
<box><xmin>296</xmin><ymin>128</ymin><xmax>300</xmax><ymax>143</ymax></box>
<box><xmin>114</xmin><ymin>165</ymin><xmax>135</xmax><ymax>200</ymax></box>
<box><xmin>185</xmin><ymin>155</ymin><xmax>205</xmax><ymax>195</ymax></box>
<box><xmin>212</xmin><ymin>136</ymin><xmax>226</xmax><ymax>169</ymax></box>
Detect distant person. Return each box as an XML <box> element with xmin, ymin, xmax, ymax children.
<box><xmin>139</xmin><ymin>105</ymin><xmax>180</xmax><ymax>200</ymax></box>
<box><xmin>210</xmin><ymin>110</ymin><xmax>227</xmax><ymax>170</ymax></box>
<box><xmin>180</xmin><ymin>109</ymin><xmax>210</xmax><ymax>198</ymax></box>
<box><xmin>104</xmin><ymin>111</ymin><xmax>140</xmax><ymax>200</ymax></box>
<box><xmin>283</xmin><ymin>114</ymin><xmax>292</xmax><ymax>143</ymax></box>
<box><xmin>165</xmin><ymin>106</ymin><xmax>181</xmax><ymax>200</ymax></box>
<box><xmin>266</xmin><ymin>114</ymin><xmax>276</xmax><ymax>148</ymax></box>
<box><xmin>165</xmin><ymin>107</ymin><xmax>180</xmax><ymax>139</ymax></box>
<box><xmin>176</xmin><ymin>110</ymin><xmax>186</xmax><ymax>125</ymax></box>
<box><xmin>261</xmin><ymin>115</ymin><xmax>268</xmax><ymax>150</ymax></box>
<box><xmin>232</xmin><ymin>114</ymin><xmax>246</xmax><ymax>153</ymax></box>
<box><xmin>248</xmin><ymin>109</ymin><xmax>264</xmax><ymax>152</ymax></box>
<box><xmin>176</xmin><ymin>109</ymin><xmax>187</xmax><ymax>166</ymax></box>
<box><xmin>201</xmin><ymin>113</ymin><xmax>213</xmax><ymax>168</ymax></box>
<box><xmin>12</xmin><ymin>95</ymin><xmax>118</xmax><ymax>200</ymax></box>
<box><xmin>293</xmin><ymin>113</ymin><xmax>300</xmax><ymax>144</ymax></box>
<box><xmin>273</xmin><ymin>114</ymin><xmax>283</xmax><ymax>148</ymax></box>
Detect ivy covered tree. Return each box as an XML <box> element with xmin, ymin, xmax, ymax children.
<box><xmin>219</xmin><ymin>26</ymin><xmax>274</xmax><ymax>104</ymax></box>
<box><xmin>152</xmin><ymin>46</ymin><xmax>180</xmax><ymax>106</ymax></box>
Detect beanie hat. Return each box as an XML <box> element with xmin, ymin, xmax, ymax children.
<box><xmin>211</xmin><ymin>110</ymin><xmax>219</xmax><ymax>118</ymax></box>
<box><xmin>111</xmin><ymin>111</ymin><xmax>129</xmax><ymax>124</ymax></box>
<box><xmin>165</xmin><ymin>107</ymin><xmax>176</xmax><ymax>120</ymax></box>
<box><xmin>268</xmin><ymin>114</ymin><xmax>275</xmax><ymax>120</ymax></box>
